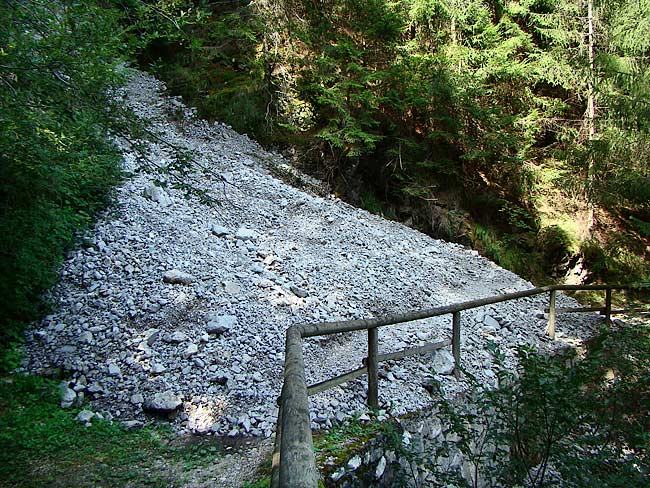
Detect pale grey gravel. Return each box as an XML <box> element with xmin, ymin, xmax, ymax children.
<box><xmin>21</xmin><ymin>69</ymin><xmax>603</xmax><ymax>439</ymax></box>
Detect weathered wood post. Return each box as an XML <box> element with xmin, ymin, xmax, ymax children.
<box><xmin>547</xmin><ymin>290</ymin><xmax>557</xmax><ymax>339</ymax></box>
<box><xmin>605</xmin><ymin>288</ymin><xmax>612</xmax><ymax>323</ymax></box>
<box><xmin>452</xmin><ymin>311</ymin><xmax>461</xmax><ymax>379</ymax></box>
<box><xmin>270</xmin><ymin>402</ymin><xmax>283</xmax><ymax>488</ymax></box>
<box><xmin>367</xmin><ymin>327</ymin><xmax>379</xmax><ymax>409</ymax></box>
<box><xmin>277</xmin><ymin>326</ymin><xmax>318</xmax><ymax>487</ymax></box>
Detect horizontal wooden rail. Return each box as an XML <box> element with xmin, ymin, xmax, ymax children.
<box><xmin>271</xmin><ymin>283</ymin><xmax>649</xmax><ymax>487</ymax></box>
<box><xmin>374</xmin><ymin>338</ymin><xmax>451</xmax><ymax>363</ymax></box>
<box><xmin>545</xmin><ymin>306</ymin><xmax>605</xmax><ymax>313</ymax></box>
<box><xmin>306</xmin><ymin>339</ymin><xmax>452</xmax><ymax>396</ymax></box>
<box><xmin>307</xmin><ymin>366</ymin><xmax>366</xmax><ymax>397</ymax></box>
<box><xmin>545</xmin><ymin>306</ymin><xmax>649</xmax><ymax>314</ymax></box>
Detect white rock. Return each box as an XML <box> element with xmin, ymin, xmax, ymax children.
<box><xmin>167</xmin><ymin>331</ymin><xmax>187</xmax><ymax>343</ymax></box>
<box><xmin>183</xmin><ymin>343</ymin><xmax>198</xmax><ymax>358</ymax></box>
<box><xmin>151</xmin><ymin>363</ymin><xmax>167</xmax><ymax>374</ymax></box>
<box><xmin>122</xmin><ymin>420</ymin><xmax>144</xmax><ymax>429</ymax></box>
<box><xmin>483</xmin><ymin>315</ymin><xmax>501</xmax><ymax>330</ymax></box>
<box><xmin>76</xmin><ymin>410</ymin><xmax>95</xmax><ymax>423</ymax></box>
<box><xmin>108</xmin><ymin>363</ymin><xmax>121</xmax><ymax>376</ymax></box>
<box><xmin>375</xmin><ymin>456</ymin><xmax>387</xmax><ymax>479</ymax></box>
<box><xmin>347</xmin><ymin>455</ymin><xmax>362</xmax><ymax>470</ymax></box>
<box><xmin>206</xmin><ymin>314</ymin><xmax>237</xmax><ymax>335</ymax></box>
<box><xmin>143</xmin><ymin>182</ymin><xmax>173</xmax><ymax>207</ymax></box>
<box><xmin>235</xmin><ymin>227</ymin><xmax>258</xmax><ymax>241</ymax></box>
<box><xmin>163</xmin><ymin>269</ymin><xmax>196</xmax><ymax>285</ymax></box>
<box><xmin>131</xmin><ymin>393</ymin><xmax>144</xmax><ymax>404</ymax></box>
<box><xmin>432</xmin><ymin>349</ymin><xmax>456</xmax><ymax>375</ymax></box>
<box><xmin>143</xmin><ymin>391</ymin><xmax>183</xmax><ymax>413</ymax></box>
<box><xmin>60</xmin><ymin>386</ymin><xmax>76</xmax><ymax>409</ymax></box>
<box><xmin>211</xmin><ymin>224</ymin><xmax>230</xmax><ymax>237</ymax></box>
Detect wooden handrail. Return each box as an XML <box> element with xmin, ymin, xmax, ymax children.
<box><xmin>271</xmin><ymin>283</ymin><xmax>648</xmax><ymax>487</ymax></box>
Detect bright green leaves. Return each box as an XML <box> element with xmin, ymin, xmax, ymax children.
<box><xmin>0</xmin><ymin>1</ymin><xmax>126</xmax><ymax>350</ymax></box>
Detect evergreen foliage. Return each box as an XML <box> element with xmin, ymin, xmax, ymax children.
<box><xmin>2</xmin><ymin>0</ymin><xmax>648</xmax><ymax>358</ymax></box>
<box><xmin>144</xmin><ymin>0</ymin><xmax>649</xmax><ymax>284</ymax></box>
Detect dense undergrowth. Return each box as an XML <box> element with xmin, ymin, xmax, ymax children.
<box><xmin>0</xmin><ymin>1</ymin><xmax>126</xmax><ymax>366</ymax></box>
<box><xmin>425</xmin><ymin>320</ymin><xmax>650</xmax><ymax>487</ymax></box>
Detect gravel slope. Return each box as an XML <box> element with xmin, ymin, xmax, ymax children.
<box><xmin>22</xmin><ymin>70</ymin><xmax>602</xmax><ymax>439</ymax></box>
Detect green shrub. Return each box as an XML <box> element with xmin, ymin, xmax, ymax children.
<box><xmin>581</xmin><ymin>237</ymin><xmax>650</xmax><ymax>284</ymax></box>
<box><xmin>426</xmin><ymin>325</ymin><xmax>650</xmax><ymax>487</ymax></box>
<box><xmin>0</xmin><ymin>1</ymin><xmax>126</xmax><ymax>359</ymax></box>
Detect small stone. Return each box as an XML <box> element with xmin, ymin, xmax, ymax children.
<box><xmin>145</xmin><ymin>329</ymin><xmax>160</xmax><ymax>346</ymax></box>
<box><xmin>143</xmin><ymin>182</ymin><xmax>173</xmax><ymax>206</ymax></box>
<box><xmin>79</xmin><ymin>331</ymin><xmax>93</xmax><ymax>344</ymax></box>
<box><xmin>86</xmin><ymin>382</ymin><xmax>104</xmax><ymax>395</ymax></box>
<box><xmin>211</xmin><ymin>224</ymin><xmax>230</xmax><ymax>237</ymax></box>
<box><xmin>108</xmin><ymin>363</ymin><xmax>121</xmax><ymax>377</ymax></box>
<box><xmin>60</xmin><ymin>386</ymin><xmax>76</xmax><ymax>409</ymax></box>
<box><xmin>235</xmin><ymin>227</ymin><xmax>258</xmax><ymax>241</ymax></box>
<box><xmin>416</xmin><ymin>331</ymin><xmax>428</xmax><ymax>341</ymax></box>
<box><xmin>483</xmin><ymin>315</ymin><xmax>501</xmax><ymax>330</ymax></box>
<box><xmin>289</xmin><ymin>285</ymin><xmax>309</xmax><ymax>298</ymax></box>
<box><xmin>238</xmin><ymin>415</ymin><xmax>251</xmax><ymax>432</ymax></box>
<box><xmin>206</xmin><ymin>314</ymin><xmax>237</xmax><ymax>335</ymax></box>
<box><xmin>76</xmin><ymin>410</ymin><xmax>95</xmax><ymax>423</ymax></box>
<box><xmin>143</xmin><ymin>391</ymin><xmax>183</xmax><ymax>414</ymax></box>
<box><xmin>375</xmin><ymin>456</ymin><xmax>387</xmax><ymax>479</ymax></box>
<box><xmin>151</xmin><ymin>363</ymin><xmax>167</xmax><ymax>374</ymax></box>
<box><xmin>122</xmin><ymin>420</ymin><xmax>144</xmax><ymax>429</ymax></box>
<box><xmin>347</xmin><ymin>455</ymin><xmax>362</xmax><ymax>470</ymax></box>
<box><xmin>131</xmin><ymin>393</ymin><xmax>144</xmax><ymax>404</ymax></box>
<box><xmin>167</xmin><ymin>331</ymin><xmax>188</xmax><ymax>343</ymax></box>
<box><xmin>223</xmin><ymin>281</ymin><xmax>241</xmax><ymax>294</ymax></box>
<box><xmin>183</xmin><ymin>343</ymin><xmax>199</xmax><ymax>358</ymax></box>
<box><xmin>331</xmin><ymin>467</ymin><xmax>346</xmax><ymax>482</ymax></box>
<box><xmin>432</xmin><ymin>349</ymin><xmax>455</xmax><ymax>375</ymax></box>
<box><xmin>163</xmin><ymin>270</ymin><xmax>196</xmax><ymax>285</ymax></box>
<box><xmin>402</xmin><ymin>431</ymin><xmax>411</xmax><ymax>446</ymax></box>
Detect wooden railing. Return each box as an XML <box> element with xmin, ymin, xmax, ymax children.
<box><xmin>270</xmin><ymin>284</ymin><xmax>648</xmax><ymax>487</ymax></box>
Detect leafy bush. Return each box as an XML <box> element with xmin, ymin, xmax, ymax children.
<box><xmin>581</xmin><ymin>237</ymin><xmax>650</xmax><ymax>284</ymax></box>
<box><xmin>426</xmin><ymin>325</ymin><xmax>650</xmax><ymax>487</ymax></box>
<box><xmin>0</xmin><ymin>1</ymin><xmax>126</xmax><ymax>358</ymax></box>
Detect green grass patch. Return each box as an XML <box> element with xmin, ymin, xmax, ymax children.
<box><xmin>313</xmin><ymin>415</ymin><xmax>397</xmax><ymax>469</ymax></box>
<box><xmin>0</xmin><ymin>375</ymin><xmax>218</xmax><ymax>487</ymax></box>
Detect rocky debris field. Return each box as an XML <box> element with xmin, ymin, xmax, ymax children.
<box><xmin>21</xmin><ymin>70</ymin><xmax>602</xmax><ymax>439</ymax></box>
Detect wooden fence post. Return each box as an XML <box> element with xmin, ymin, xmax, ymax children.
<box><xmin>270</xmin><ymin>402</ymin><xmax>282</xmax><ymax>488</ymax></box>
<box><xmin>367</xmin><ymin>327</ymin><xmax>379</xmax><ymax>409</ymax></box>
<box><xmin>278</xmin><ymin>327</ymin><xmax>318</xmax><ymax>487</ymax></box>
<box><xmin>547</xmin><ymin>290</ymin><xmax>557</xmax><ymax>339</ymax></box>
<box><xmin>452</xmin><ymin>311</ymin><xmax>461</xmax><ymax>379</ymax></box>
<box><xmin>605</xmin><ymin>288</ymin><xmax>612</xmax><ymax>324</ymax></box>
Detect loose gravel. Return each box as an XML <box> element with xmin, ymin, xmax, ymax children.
<box><xmin>21</xmin><ymin>69</ymin><xmax>602</xmax><ymax>440</ymax></box>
